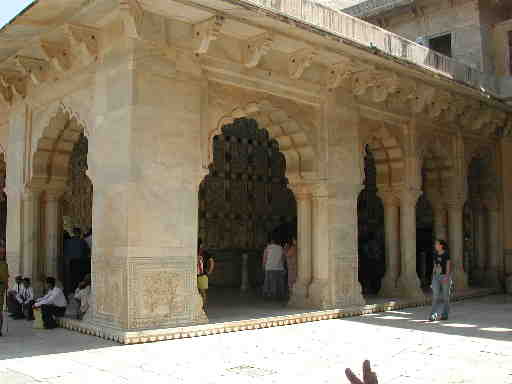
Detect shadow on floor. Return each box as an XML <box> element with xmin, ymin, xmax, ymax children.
<box><xmin>0</xmin><ymin>315</ymin><xmax>117</xmax><ymax>360</ymax></box>
<box><xmin>342</xmin><ymin>294</ymin><xmax>512</xmax><ymax>343</ymax></box>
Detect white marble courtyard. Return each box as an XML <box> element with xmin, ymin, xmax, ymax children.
<box><xmin>1</xmin><ymin>295</ymin><xmax>511</xmax><ymax>384</ymax></box>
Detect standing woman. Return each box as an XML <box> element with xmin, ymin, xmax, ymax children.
<box><xmin>197</xmin><ymin>239</ymin><xmax>215</xmax><ymax>311</ymax></box>
<box><xmin>429</xmin><ymin>239</ymin><xmax>451</xmax><ymax>321</ymax></box>
<box><xmin>285</xmin><ymin>238</ymin><xmax>297</xmax><ymax>296</ymax></box>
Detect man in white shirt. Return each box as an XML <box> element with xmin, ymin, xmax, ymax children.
<box><xmin>262</xmin><ymin>237</ymin><xmax>286</xmax><ymax>300</ymax></box>
<box><xmin>34</xmin><ymin>277</ymin><xmax>67</xmax><ymax>329</ymax></box>
<box><xmin>16</xmin><ymin>278</ymin><xmax>35</xmax><ymax>320</ymax></box>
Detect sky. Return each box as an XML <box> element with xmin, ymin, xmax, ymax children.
<box><xmin>0</xmin><ymin>0</ymin><xmax>35</xmax><ymax>29</ymax></box>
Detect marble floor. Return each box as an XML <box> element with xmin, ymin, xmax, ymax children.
<box><xmin>1</xmin><ymin>294</ymin><xmax>511</xmax><ymax>383</ymax></box>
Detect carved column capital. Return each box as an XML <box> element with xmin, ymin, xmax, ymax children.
<box><xmin>14</xmin><ymin>55</ymin><xmax>49</xmax><ymax>85</ymax></box>
<box><xmin>377</xmin><ymin>188</ymin><xmax>400</xmax><ymax>207</ymax></box>
<box><xmin>289</xmin><ymin>183</ymin><xmax>312</xmax><ymax>200</ymax></box>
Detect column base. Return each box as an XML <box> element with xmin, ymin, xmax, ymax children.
<box><xmin>453</xmin><ymin>270</ymin><xmax>469</xmax><ymax>291</ymax></box>
<box><xmin>471</xmin><ymin>268</ymin><xmax>485</xmax><ymax>286</ymax></box>
<box><xmin>334</xmin><ymin>281</ymin><xmax>365</xmax><ymax>308</ymax></box>
<box><xmin>396</xmin><ymin>274</ymin><xmax>425</xmax><ymax>300</ymax></box>
<box><xmin>483</xmin><ymin>268</ymin><xmax>502</xmax><ymax>289</ymax></box>
<box><xmin>308</xmin><ymin>279</ymin><xmax>331</xmax><ymax>309</ymax></box>
<box><xmin>288</xmin><ymin>281</ymin><xmax>310</xmax><ymax>308</ymax></box>
<box><xmin>378</xmin><ymin>275</ymin><xmax>401</xmax><ymax>298</ymax></box>
<box><xmin>506</xmin><ymin>275</ymin><xmax>512</xmax><ymax>294</ymax></box>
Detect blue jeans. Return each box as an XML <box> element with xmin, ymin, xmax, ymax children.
<box><xmin>430</xmin><ymin>274</ymin><xmax>450</xmax><ymax>319</ymax></box>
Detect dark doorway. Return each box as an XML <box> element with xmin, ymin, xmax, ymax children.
<box><xmin>357</xmin><ymin>146</ymin><xmax>385</xmax><ymax>295</ymax></box>
<box><xmin>199</xmin><ymin>118</ymin><xmax>297</xmax><ymax>292</ymax></box>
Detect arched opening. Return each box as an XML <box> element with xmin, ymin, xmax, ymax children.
<box><xmin>199</xmin><ymin>117</ymin><xmax>297</xmax><ymax>316</ymax></box>
<box><xmin>32</xmin><ymin>109</ymin><xmax>93</xmax><ymax>313</ymax></box>
<box><xmin>357</xmin><ymin>146</ymin><xmax>385</xmax><ymax>295</ymax></box>
<box><xmin>59</xmin><ymin>132</ymin><xmax>92</xmax><ymax>297</ymax></box>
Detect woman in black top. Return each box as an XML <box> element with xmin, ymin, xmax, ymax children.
<box><xmin>429</xmin><ymin>239</ymin><xmax>451</xmax><ymax>321</ymax></box>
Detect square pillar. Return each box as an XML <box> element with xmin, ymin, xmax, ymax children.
<box><xmin>85</xmin><ymin>34</ymin><xmax>205</xmax><ymax>337</ymax></box>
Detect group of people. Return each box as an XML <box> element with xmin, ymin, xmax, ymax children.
<box><xmin>262</xmin><ymin>237</ymin><xmax>297</xmax><ymax>301</ymax></box>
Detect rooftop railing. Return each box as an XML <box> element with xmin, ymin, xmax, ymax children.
<box><xmin>242</xmin><ymin>0</ymin><xmax>499</xmax><ymax>95</ymax></box>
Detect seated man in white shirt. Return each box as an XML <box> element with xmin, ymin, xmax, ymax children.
<box><xmin>16</xmin><ymin>277</ymin><xmax>34</xmax><ymax>320</ymax></box>
<box><xmin>17</xmin><ymin>278</ymin><xmax>35</xmax><ymax>321</ymax></box>
<box><xmin>7</xmin><ymin>275</ymin><xmax>23</xmax><ymax>317</ymax></box>
<box><xmin>73</xmin><ymin>274</ymin><xmax>91</xmax><ymax>320</ymax></box>
<box><xmin>34</xmin><ymin>277</ymin><xmax>67</xmax><ymax>329</ymax></box>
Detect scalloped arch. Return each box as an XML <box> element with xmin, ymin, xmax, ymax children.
<box><xmin>209</xmin><ymin>100</ymin><xmax>316</xmax><ymax>181</ymax></box>
<box><xmin>31</xmin><ymin>105</ymin><xmax>89</xmax><ymax>189</ymax></box>
<box><xmin>360</xmin><ymin>124</ymin><xmax>404</xmax><ymax>187</ymax></box>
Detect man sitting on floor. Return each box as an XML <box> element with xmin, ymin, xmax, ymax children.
<box><xmin>7</xmin><ymin>275</ymin><xmax>23</xmax><ymax>316</ymax></box>
<box><xmin>16</xmin><ymin>278</ymin><xmax>35</xmax><ymax>320</ymax></box>
<box><xmin>73</xmin><ymin>274</ymin><xmax>91</xmax><ymax>320</ymax></box>
<box><xmin>33</xmin><ymin>277</ymin><xmax>67</xmax><ymax>329</ymax></box>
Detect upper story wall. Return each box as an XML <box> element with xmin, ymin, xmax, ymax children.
<box><xmin>351</xmin><ymin>0</ymin><xmax>512</xmax><ymax>76</ymax></box>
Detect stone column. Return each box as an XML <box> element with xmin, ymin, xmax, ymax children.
<box><xmin>473</xmin><ymin>203</ymin><xmax>486</xmax><ymax>284</ymax></box>
<box><xmin>289</xmin><ymin>185</ymin><xmax>312</xmax><ymax>307</ymax></box>
<box><xmin>22</xmin><ymin>190</ymin><xmax>41</xmax><ymax>292</ymax></box>
<box><xmin>378</xmin><ymin>190</ymin><xmax>400</xmax><ymax>297</ymax></box>
<box><xmin>309</xmin><ymin>184</ymin><xmax>330</xmax><ymax>308</ymax></box>
<box><xmin>485</xmin><ymin>207</ymin><xmax>500</xmax><ymax>287</ymax></box>
<box><xmin>433</xmin><ymin>203</ymin><xmax>447</xmax><ymax>241</ymax></box>
<box><xmin>396</xmin><ymin>188</ymin><xmax>424</xmax><ymax>299</ymax></box>
<box><xmin>447</xmin><ymin>201</ymin><xmax>469</xmax><ymax>291</ymax></box>
<box><xmin>45</xmin><ymin>191</ymin><xmax>61</xmax><ymax>280</ymax></box>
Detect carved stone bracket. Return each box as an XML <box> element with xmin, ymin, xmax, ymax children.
<box><xmin>243</xmin><ymin>33</ymin><xmax>273</xmax><ymax>68</ymax></box>
<box><xmin>65</xmin><ymin>24</ymin><xmax>99</xmax><ymax>64</ymax></box>
<box><xmin>325</xmin><ymin>57</ymin><xmax>372</xmax><ymax>91</ymax></box>
<box><xmin>40</xmin><ymin>41</ymin><xmax>71</xmax><ymax>72</ymax></box>
<box><xmin>193</xmin><ymin>15</ymin><xmax>224</xmax><ymax>55</ymax></box>
<box><xmin>428</xmin><ymin>90</ymin><xmax>451</xmax><ymax>119</ymax></box>
<box><xmin>15</xmin><ymin>55</ymin><xmax>49</xmax><ymax>85</ymax></box>
<box><xmin>410</xmin><ymin>84</ymin><xmax>435</xmax><ymax>114</ymax></box>
<box><xmin>288</xmin><ymin>48</ymin><xmax>315</xmax><ymax>80</ymax></box>
<box><xmin>0</xmin><ymin>71</ymin><xmax>26</xmax><ymax>102</ymax></box>
<box><xmin>119</xmin><ymin>0</ymin><xmax>167</xmax><ymax>44</ymax></box>
<box><xmin>371</xmin><ymin>70</ymin><xmax>399</xmax><ymax>103</ymax></box>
